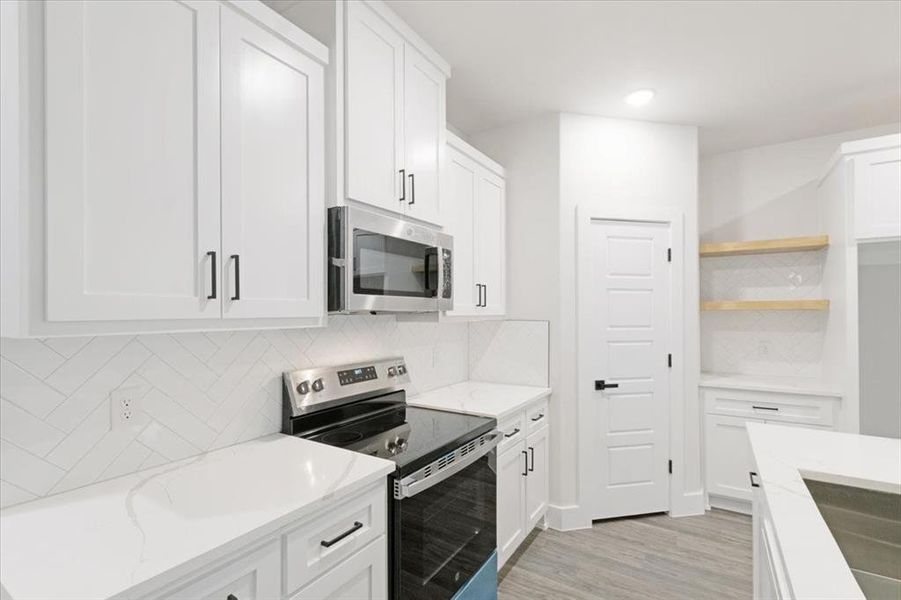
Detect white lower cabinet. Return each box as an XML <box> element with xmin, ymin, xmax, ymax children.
<box><xmin>703</xmin><ymin>386</ymin><xmax>839</xmax><ymax>511</ymax></box>
<box><xmin>151</xmin><ymin>482</ymin><xmax>387</xmax><ymax>600</ymax></box>
<box><xmin>752</xmin><ymin>484</ymin><xmax>791</xmax><ymax>600</ymax></box>
<box><xmin>496</xmin><ymin>397</ymin><xmax>550</xmax><ymax>569</ymax></box>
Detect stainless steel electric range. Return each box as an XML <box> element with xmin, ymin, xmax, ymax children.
<box><xmin>282</xmin><ymin>357</ymin><xmax>499</xmax><ymax>600</ymax></box>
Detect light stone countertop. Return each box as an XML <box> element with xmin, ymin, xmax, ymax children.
<box><xmin>700</xmin><ymin>372</ymin><xmax>843</xmax><ymax>397</ymax></box>
<box><xmin>747</xmin><ymin>423</ymin><xmax>901</xmax><ymax>600</ymax></box>
<box><xmin>0</xmin><ymin>434</ymin><xmax>395</xmax><ymax>600</ymax></box>
<box><xmin>409</xmin><ymin>381</ymin><xmax>552</xmax><ymax>420</ymax></box>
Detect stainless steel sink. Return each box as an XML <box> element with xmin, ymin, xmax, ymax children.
<box><xmin>804</xmin><ymin>479</ymin><xmax>901</xmax><ymax>599</ymax></box>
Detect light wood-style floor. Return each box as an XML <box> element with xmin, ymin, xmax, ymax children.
<box><xmin>498</xmin><ymin>509</ymin><xmax>752</xmax><ymax>600</ymax></box>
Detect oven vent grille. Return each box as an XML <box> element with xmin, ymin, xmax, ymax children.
<box><xmin>393</xmin><ymin>432</ymin><xmax>496</xmax><ymax>499</ymax></box>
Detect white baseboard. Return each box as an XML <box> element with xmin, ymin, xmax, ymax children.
<box><xmin>546</xmin><ymin>503</ymin><xmax>590</xmax><ymax>531</ymax></box>
<box><xmin>709</xmin><ymin>494</ymin><xmax>752</xmax><ymax>515</ymax></box>
<box><xmin>669</xmin><ymin>490</ymin><xmax>706</xmax><ymax>517</ymax></box>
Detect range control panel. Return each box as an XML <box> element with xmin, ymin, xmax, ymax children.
<box><xmin>338</xmin><ymin>365</ymin><xmax>378</xmax><ymax>386</ymax></box>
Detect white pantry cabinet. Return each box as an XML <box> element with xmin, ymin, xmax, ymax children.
<box><xmin>852</xmin><ymin>144</ymin><xmax>901</xmax><ymax>241</ymax></box>
<box><xmin>496</xmin><ymin>397</ymin><xmax>549</xmax><ymax>569</ymax></box>
<box><xmin>1</xmin><ymin>0</ymin><xmax>328</xmax><ymax>337</ymax></box>
<box><xmin>344</xmin><ymin>0</ymin><xmax>449</xmax><ymax>226</ymax></box>
<box><xmin>702</xmin><ymin>384</ymin><xmax>839</xmax><ymax>512</ymax></box>
<box><xmin>444</xmin><ymin>132</ymin><xmax>506</xmax><ymax>318</ymax></box>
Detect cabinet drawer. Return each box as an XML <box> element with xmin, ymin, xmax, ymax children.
<box><xmin>290</xmin><ymin>535</ymin><xmax>387</xmax><ymax>600</ymax></box>
<box><xmin>526</xmin><ymin>398</ymin><xmax>549</xmax><ymax>433</ymax></box>
<box><xmin>284</xmin><ymin>484</ymin><xmax>386</xmax><ymax>595</ymax></box>
<box><xmin>704</xmin><ymin>388</ymin><xmax>837</xmax><ymax>427</ymax></box>
<box><xmin>157</xmin><ymin>540</ymin><xmax>280</xmax><ymax>600</ymax></box>
<box><xmin>497</xmin><ymin>412</ymin><xmax>525</xmax><ymax>454</ymax></box>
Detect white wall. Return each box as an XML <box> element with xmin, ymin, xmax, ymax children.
<box><xmin>0</xmin><ymin>316</ymin><xmax>468</xmax><ymax>508</ymax></box>
<box><xmin>700</xmin><ymin>123</ymin><xmax>901</xmax><ymax>242</ymax></box>
<box><xmin>475</xmin><ymin>113</ymin><xmax>701</xmax><ymax>526</ymax></box>
<box><xmin>858</xmin><ymin>242</ymin><xmax>901</xmax><ymax>439</ymax></box>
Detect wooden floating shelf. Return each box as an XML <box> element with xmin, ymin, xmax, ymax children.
<box><xmin>701</xmin><ymin>300</ymin><xmax>830</xmax><ymax>311</ymax></box>
<box><xmin>700</xmin><ymin>235</ymin><xmax>829</xmax><ymax>257</ymax></box>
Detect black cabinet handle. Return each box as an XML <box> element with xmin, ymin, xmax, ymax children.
<box><xmin>531</xmin><ymin>413</ymin><xmax>544</xmax><ymax>422</ymax></box>
<box><xmin>752</xmin><ymin>405</ymin><xmax>779</xmax><ymax>411</ymax></box>
<box><xmin>207</xmin><ymin>251</ymin><xmax>217</xmax><ymax>300</ymax></box>
<box><xmin>321</xmin><ymin>521</ymin><xmax>363</xmax><ymax>548</ymax></box>
<box><xmin>749</xmin><ymin>471</ymin><xmax>760</xmax><ymax>488</ymax></box>
<box><xmin>595</xmin><ymin>380</ymin><xmax>619</xmax><ymax>390</ymax></box>
<box><xmin>528</xmin><ymin>446</ymin><xmax>535</xmax><ymax>472</ymax></box>
<box><xmin>483</xmin><ymin>283</ymin><xmax>487</xmax><ymax>307</ymax></box>
<box><xmin>408</xmin><ymin>173</ymin><xmax>415</xmax><ymax>205</ymax></box>
<box><xmin>230</xmin><ymin>254</ymin><xmax>240</xmax><ymax>300</ymax></box>
<box><xmin>522</xmin><ymin>450</ymin><xmax>528</xmax><ymax>476</ymax></box>
<box><xmin>399</xmin><ymin>169</ymin><xmax>406</xmax><ymax>202</ymax></box>
<box><xmin>504</xmin><ymin>427</ymin><xmax>520</xmax><ymax>438</ymax></box>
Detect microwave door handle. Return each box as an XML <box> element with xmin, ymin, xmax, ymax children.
<box><xmin>424</xmin><ymin>251</ymin><xmax>433</xmax><ymax>293</ymax></box>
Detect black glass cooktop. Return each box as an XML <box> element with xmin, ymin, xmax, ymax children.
<box><xmin>297</xmin><ymin>392</ymin><xmax>496</xmax><ymax>477</ymax></box>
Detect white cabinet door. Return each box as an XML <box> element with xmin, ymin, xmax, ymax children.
<box><xmin>525</xmin><ymin>425</ymin><xmax>549</xmax><ymax>530</ymax></box>
<box><xmin>345</xmin><ymin>0</ymin><xmax>404</xmax><ymax>213</ymax></box>
<box><xmin>290</xmin><ymin>537</ymin><xmax>387</xmax><ymax>600</ymax></box>
<box><xmin>496</xmin><ymin>443</ymin><xmax>526</xmax><ymax>569</ymax></box>
<box><xmin>161</xmin><ymin>540</ymin><xmax>281</xmax><ymax>600</ymax></box>
<box><xmin>402</xmin><ymin>43</ymin><xmax>445</xmax><ymax>226</ymax></box>
<box><xmin>45</xmin><ymin>0</ymin><xmax>221</xmax><ymax>321</ymax></box>
<box><xmin>220</xmin><ymin>6</ymin><xmax>324</xmax><ymax>319</ymax></box>
<box><xmin>444</xmin><ymin>146</ymin><xmax>478</xmax><ymax>315</ymax></box>
<box><xmin>475</xmin><ymin>171</ymin><xmax>506</xmax><ymax>316</ymax></box>
<box><xmin>705</xmin><ymin>414</ymin><xmax>763</xmax><ymax>502</ymax></box>
<box><xmin>854</xmin><ymin>148</ymin><xmax>901</xmax><ymax>241</ymax></box>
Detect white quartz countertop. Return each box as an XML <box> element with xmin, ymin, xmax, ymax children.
<box><xmin>747</xmin><ymin>423</ymin><xmax>901</xmax><ymax>599</ymax></box>
<box><xmin>700</xmin><ymin>372</ymin><xmax>843</xmax><ymax>397</ymax></box>
<box><xmin>409</xmin><ymin>381</ymin><xmax>551</xmax><ymax>420</ymax></box>
<box><xmin>0</xmin><ymin>435</ymin><xmax>395</xmax><ymax>600</ymax></box>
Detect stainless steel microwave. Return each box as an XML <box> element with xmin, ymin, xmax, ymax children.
<box><xmin>328</xmin><ymin>206</ymin><xmax>453</xmax><ymax>313</ymax></box>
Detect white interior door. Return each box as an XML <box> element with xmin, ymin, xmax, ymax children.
<box><xmin>581</xmin><ymin>219</ymin><xmax>671</xmax><ymax>519</ymax></box>
<box><xmin>475</xmin><ymin>171</ymin><xmax>505</xmax><ymax>315</ymax></box>
<box><xmin>444</xmin><ymin>146</ymin><xmax>477</xmax><ymax>315</ymax></box>
<box><xmin>220</xmin><ymin>6</ymin><xmax>324</xmax><ymax>319</ymax></box>
<box><xmin>345</xmin><ymin>0</ymin><xmax>404</xmax><ymax>213</ymax></box>
<box><xmin>402</xmin><ymin>43</ymin><xmax>444</xmax><ymax>225</ymax></box>
<box><xmin>44</xmin><ymin>0</ymin><xmax>220</xmax><ymax>321</ymax></box>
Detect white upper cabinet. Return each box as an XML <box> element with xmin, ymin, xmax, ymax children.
<box><xmin>220</xmin><ymin>5</ymin><xmax>324</xmax><ymax>319</ymax></box>
<box><xmin>853</xmin><ymin>145</ymin><xmax>901</xmax><ymax>241</ymax></box>
<box><xmin>2</xmin><ymin>0</ymin><xmax>328</xmax><ymax>336</ymax></box>
<box><xmin>344</xmin><ymin>0</ymin><xmax>449</xmax><ymax>227</ymax></box>
<box><xmin>45</xmin><ymin>0</ymin><xmax>221</xmax><ymax>322</ymax></box>
<box><xmin>402</xmin><ymin>43</ymin><xmax>445</xmax><ymax>225</ymax></box>
<box><xmin>444</xmin><ymin>132</ymin><xmax>506</xmax><ymax>319</ymax></box>
<box><xmin>344</xmin><ymin>0</ymin><xmax>404</xmax><ymax>213</ymax></box>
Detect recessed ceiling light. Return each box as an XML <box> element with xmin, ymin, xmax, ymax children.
<box><xmin>624</xmin><ymin>89</ymin><xmax>655</xmax><ymax>107</ymax></box>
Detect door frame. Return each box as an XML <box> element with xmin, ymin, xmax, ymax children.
<box><xmin>576</xmin><ymin>205</ymin><xmax>686</xmax><ymax>521</ymax></box>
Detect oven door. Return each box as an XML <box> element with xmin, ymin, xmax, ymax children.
<box><xmin>328</xmin><ymin>206</ymin><xmax>453</xmax><ymax>313</ymax></box>
<box><xmin>391</xmin><ymin>449</ymin><xmax>497</xmax><ymax>600</ymax></box>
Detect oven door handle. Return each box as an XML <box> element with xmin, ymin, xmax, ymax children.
<box><xmin>394</xmin><ymin>431</ymin><xmax>500</xmax><ymax>499</ymax></box>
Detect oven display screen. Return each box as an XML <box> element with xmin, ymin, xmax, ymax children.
<box><xmin>337</xmin><ymin>366</ymin><xmax>377</xmax><ymax>385</ymax></box>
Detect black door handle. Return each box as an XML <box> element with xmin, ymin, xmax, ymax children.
<box><xmin>521</xmin><ymin>450</ymin><xmax>528</xmax><ymax>476</ymax></box>
<box><xmin>408</xmin><ymin>173</ymin><xmax>415</xmax><ymax>205</ymax></box>
<box><xmin>749</xmin><ymin>471</ymin><xmax>760</xmax><ymax>488</ymax></box>
<box><xmin>595</xmin><ymin>380</ymin><xmax>619</xmax><ymax>390</ymax></box>
<box><xmin>399</xmin><ymin>168</ymin><xmax>406</xmax><ymax>202</ymax></box>
<box><xmin>528</xmin><ymin>446</ymin><xmax>535</xmax><ymax>472</ymax></box>
<box><xmin>230</xmin><ymin>254</ymin><xmax>240</xmax><ymax>300</ymax></box>
<box><xmin>321</xmin><ymin>521</ymin><xmax>363</xmax><ymax>547</ymax></box>
<box><xmin>207</xmin><ymin>251</ymin><xmax>217</xmax><ymax>299</ymax></box>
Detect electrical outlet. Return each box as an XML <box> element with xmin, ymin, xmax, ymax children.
<box><xmin>111</xmin><ymin>387</ymin><xmax>141</xmax><ymax>430</ymax></box>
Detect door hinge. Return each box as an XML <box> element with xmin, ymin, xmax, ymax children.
<box><xmin>668</xmin><ymin>460</ymin><xmax>673</xmax><ymax>474</ymax></box>
<box><xmin>667</xmin><ymin>248</ymin><xmax>672</xmax><ymax>262</ymax></box>
<box><xmin>667</xmin><ymin>353</ymin><xmax>672</xmax><ymax>368</ymax></box>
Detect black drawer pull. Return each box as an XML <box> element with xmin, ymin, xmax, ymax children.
<box><xmin>504</xmin><ymin>427</ymin><xmax>520</xmax><ymax>438</ymax></box>
<box><xmin>749</xmin><ymin>471</ymin><xmax>760</xmax><ymax>488</ymax></box>
<box><xmin>207</xmin><ymin>251</ymin><xmax>217</xmax><ymax>299</ymax></box>
<box><xmin>321</xmin><ymin>521</ymin><xmax>363</xmax><ymax>548</ymax></box>
<box><xmin>531</xmin><ymin>413</ymin><xmax>545</xmax><ymax>422</ymax></box>
<box><xmin>752</xmin><ymin>405</ymin><xmax>779</xmax><ymax>411</ymax></box>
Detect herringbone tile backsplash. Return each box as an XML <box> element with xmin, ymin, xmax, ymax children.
<box><xmin>0</xmin><ymin>316</ymin><xmax>468</xmax><ymax>508</ymax></box>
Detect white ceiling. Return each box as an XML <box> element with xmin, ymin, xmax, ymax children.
<box><xmin>270</xmin><ymin>1</ymin><xmax>901</xmax><ymax>155</ymax></box>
